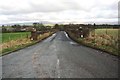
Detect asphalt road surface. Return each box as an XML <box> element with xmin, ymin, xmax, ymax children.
<box><xmin>2</xmin><ymin>31</ymin><xmax>119</xmax><ymax>78</ymax></box>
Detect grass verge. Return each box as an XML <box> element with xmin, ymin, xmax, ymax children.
<box><xmin>66</xmin><ymin>31</ymin><xmax>119</xmax><ymax>57</ymax></box>
<box><xmin>0</xmin><ymin>32</ymin><xmax>54</xmax><ymax>56</ymax></box>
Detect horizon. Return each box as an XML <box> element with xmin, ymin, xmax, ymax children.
<box><xmin>0</xmin><ymin>21</ymin><xmax>119</xmax><ymax>27</ymax></box>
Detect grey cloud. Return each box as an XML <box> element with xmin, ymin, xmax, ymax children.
<box><xmin>0</xmin><ymin>0</ymin><xmax>118</xmax><ymax>24</ymax></box>
<box><xmin>0</xmin><ymin>0</ymin><xmax>90</xmax><ymax>15</ymax></box>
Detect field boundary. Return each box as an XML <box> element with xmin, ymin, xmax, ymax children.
<box><xmin>66</xmin><ymin>31</ymin><xmax>119</xmax><ymax>58</ymax></box>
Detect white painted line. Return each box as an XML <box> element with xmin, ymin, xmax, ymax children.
<box><xmin>52</xmin><ymin>33</ymin><xmax>56</xmax><ymax>36</ymax></box>
<box><xmin>58</xmin><ymin>38</ymin><xmax>61</xmax><ymax>40</ymax></box>
<box><xmin>58</xmin><ymin>76</ymin><xmax>60</xmax><ymax>78</ymax></box>
<box><xmin>53</xmin><ymin>45</ymin><xmax>57</xmax><ymax>51</ymax></box>
<box><xmin>54</xmin><ymin>47</ymin><xmax>57</xmax><ymax>52</ymax></box>
<box><xmin>43</xmin><ymin>33</ymin><xmax>56</xmax><ymax>42</ymax></box>
<box><xmin>64</xmin><ymin>32</ymin><xmax>70</xmax><ymax>39</ymax></box>
<box><xmin>70</xmin><ymin>42</ymin><xmax>76</xmax><ymax>45</ymax></box>
<box><xmin>57</xmin><ymin>59</ymin><xmax>60</xmax><ymax>78</ymax></box>
<box><xmin>57</xmin><ymin>59</ymin><xmax>59</xmax><ymax>65</ymax></box>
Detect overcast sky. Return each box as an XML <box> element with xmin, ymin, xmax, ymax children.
<box><xmin>0</xmin><ymin>0</ymin><xmax>119</xmax><ymax>24</ymax></box>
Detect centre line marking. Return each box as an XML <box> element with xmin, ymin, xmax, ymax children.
<box><xmin>57</xmin><ymin>59</ymin><xmax>60</xmax><ymax>78</ymax></box>
<box><xmin>57</xmin><ymin>59</ymin><xmax>59</xmax><ymax>65</ymax></box>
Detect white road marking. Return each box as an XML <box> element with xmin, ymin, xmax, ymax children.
<box><xmin>70</xmin><ymin>41</ymin><xmax>77</xmax><ymax>45</ymax></box>
<box><xmin>64</xmin><ymin>32</ymin><xmax>70</xmax><ymax>40</ymax></box>
<box><xmin>64</xmin><ymin>31</ymin><xmax>78</xmax><ymax>45</ymax></box>
<box><xmin>57</xmin><ymin>59</ymin><xmax>60</xmax><ymax>78</ymax></box>
<box><xmin>43</xmin><ymin>33</ymin><xmax>56</xmax><ymax>42</ymax></box>
<box><xmin>54</xmin><ymin>47</ymin><xmax>57</xmax><ymax>52</ymax></box>
<box><xmin>58</xmin><ymin>38</ymin><xmax>61</xmax><ymax>39</ymax></box>
<box><xmin>52</xmin><ymin>44</ymin><xmax>60</xmax><ymax>78</ymax></box>
<box><xmin>57</xmin><ymin>59</ymin><xmax>59</xmax><ymax>65</ymax></box>
<box><xmin>52</xmin><ymin>33</ymin><xmax>56</xmax><ymax>36</ymax></box>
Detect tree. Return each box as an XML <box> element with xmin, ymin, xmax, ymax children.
<box><xmin>11</xmin><ymin>24</ymin><xmax>21</xmax><ymax>32</ymax></box>
<box><xmin>2</xmin><ymin>25</ymin><xmax>7</xmax><ymax>32</ymax></box>
<box><xmin>33</xmin><ymin>23</ymin><xmax>46</xmax><ymax>31</ymax></box>
<box><xmin>39</xmin><ymin>23</ymin><xmax>46</xmax><ymax>31</ymax></box>
<box><xmin>54</xmin><ymin>24</ymin><xmax>59</xmax><ymax>29</ymax></box>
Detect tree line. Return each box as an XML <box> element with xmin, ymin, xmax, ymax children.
<box><xmin>1</xmin><ymin>23</ymin><xmax>54</xmax><ymax>33</ymax></box>
<box><xmin>1</xmin><ymin>23</ymin><xmax>119</xmax><ymax>33</ymax></box>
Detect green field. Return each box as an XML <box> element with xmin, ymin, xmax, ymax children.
<box><xmin>92</xmin><ymin>29</ymin><xmax>119</xmax><ymax>55</ymax></box>
<box><xmin>95</xmin><ymin>29</ymin><xmax>119</xmax><ymax>39</ymax></box>
<box><xmin>1</xmin><ymin>32</ymin><xmax>31</xmax><ymax>43</ymax></box>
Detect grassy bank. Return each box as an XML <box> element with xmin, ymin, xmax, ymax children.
<box><xmin>0</xmin><ymin>32</ymin><xmax>54</xmax><ymax>56</ymax></box>
<box><xmin>67</xmin><ymin>29</ymin><xmax>119</xmax><ymax>56</ymax></box>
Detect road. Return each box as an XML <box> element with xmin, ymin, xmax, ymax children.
<box><xmin>2</xmin><ymin>31</ymin><xmax>118</xmax><ymax>78</ymax></box>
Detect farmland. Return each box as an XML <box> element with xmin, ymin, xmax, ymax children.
<box><xmin>95</xmin><ymin>29</ymin><xmax>118</xmax><ymax>39</ymax></box>
<box><xmin>1</xmin><ymin>32</ymin><xmax>31</xmax><ymax>43</ymax></box>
